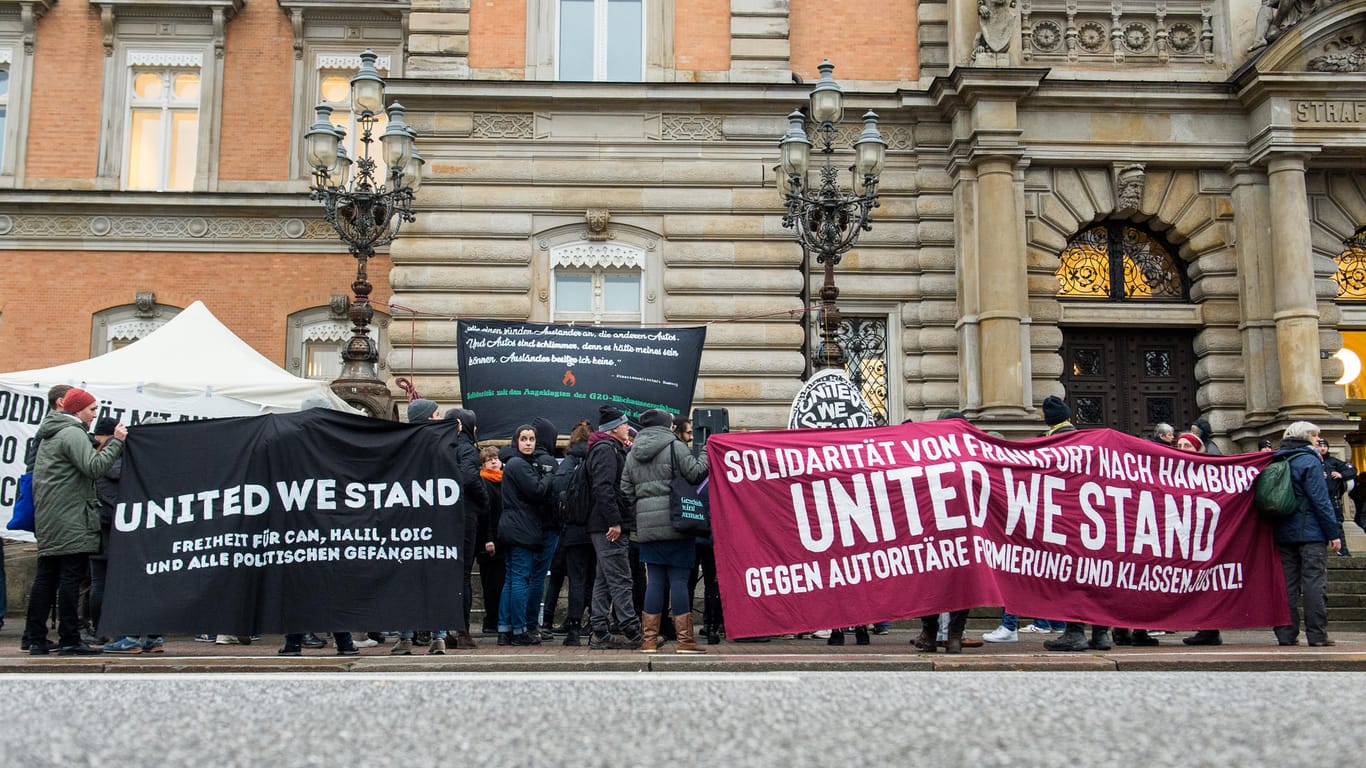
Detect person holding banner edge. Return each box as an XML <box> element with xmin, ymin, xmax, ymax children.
<box><xmin>24</xmin><ymin>388</ymin><xmax>127</xmax><ymax>656</ymax></box>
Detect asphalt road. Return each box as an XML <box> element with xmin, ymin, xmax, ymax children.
<box><xmin>5</xmin><ymin>671</ymin><xmax>1360</xmax><ymax>766</ymax></box>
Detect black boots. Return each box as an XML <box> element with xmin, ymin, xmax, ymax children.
<box><xmin>1183</xmin><ymin>630</ymin><xmax>1222</xmax><ymax>646</ymax></box>
<box><xmin>562</xmin><ymin>620</ymin><xmax>582</xmax><ymax>647</ymax></box>
<box><xmin>1043</xmin><ymin>622</ymin><xmax>1091</xmax><ymax>652</ymax></box>
<box><xmin>1088</xmin><ymin>626</ymin><xmax>1112</xmax><ymax>651</ymax></box>
<box><xmin>704</xmin><ymin>624</ymin><xmax>721</xmax><ymax>645</ymax></box>
<box><xmin>1132</xmin><ymin>629</ymin><xmax>1159</xmax><ymax>646</ymax></box>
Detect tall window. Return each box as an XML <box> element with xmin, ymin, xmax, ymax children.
<box><xmin>558</xmin><ymin>0</ymin><xmax>643</xmax><ymax>81</ymax></box>
<box><xmin>1055</xmin><ymin>222</ymin><xmax>1187</xmax><ymax>300</ymax></box>
<box><xmin>551</xmin><ymin>242</ymin><xmax>643</xmax><ymax>322</ymax></box>
<box><xmin>0</xmin><ymin>62</ymin><xmax>8</xmax><ymax>169</ymax></box>
<box><xmin>287</xmin><ymin>304</ymin><xmax>390</xmax><ymax>381</ymax></box>
<box><xmin>316</xmin><ymin>55</ymin><xmax>391</xmax><ymax>182</ymax></box>
<box><xmin>1333</xmin><ymin>229</ymin><xmax>1366</xmax><ymax>301</ymax></box>
<box><xmin>125</xmin><ymin>63</ymin><xmax>201</xmax><ymax>191</ymax></box>
<box><xmin>836</xmin><ymin>316</ymin><xmax>890</xmax><ymax>426</ymax></box>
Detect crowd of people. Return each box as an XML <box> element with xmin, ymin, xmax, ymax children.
<box><xmin>3</xmin><ymin>386</ymin><xmax>1356</xmax><ymax>657</ymax></box>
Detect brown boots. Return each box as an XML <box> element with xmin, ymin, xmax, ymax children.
<box><xmin>640</xmin><ymin>613</ymin><xmax>662</xmax><ymax>653</ymax></box>
<box><xmin>674</xmin><ymin>614</ymin><xmax>706</xmax><ymax>654</ymax></box>
<box><xmin>640</xmin><ymin>612</ymin><xmax>707</xmax><ymax>654</ymax></box>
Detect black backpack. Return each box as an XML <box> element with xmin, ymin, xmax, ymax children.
<box><xmin>552</xmin><ymin>451</ymin><xmax>593</xmax><ymax>527</ymax></box>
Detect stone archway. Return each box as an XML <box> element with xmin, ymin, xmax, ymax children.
<box><xmin>1023</xmin><ymin>166</ymin><xmax>1239</xmax><ymax>446</ymax></box>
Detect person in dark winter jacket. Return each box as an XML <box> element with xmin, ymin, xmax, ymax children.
<box><xmin>446</xmin><ymin>408</ymin><xmax>488</xmax><ymax>649</ymax></box>
<box><xmin>1315</xmin><ymin>436</ymin><xmax>1356</xmax><ymax>557</ymax></box>
<box><xmin>496</xmin><ymin>421</ymin><xmax>557</xmax><ymax>646</ymax></box>
<box><xmin>585</xmin><ymin>405</ymin><xmax>642</xmax><ymax>649</ymax></box>
<box><xmin>1190</xmin><ymin>418</ymin><xmax>1222</xmax><ymax>455</ymax></box>
<box><xmin>25</xmin><ymin>388</ymin><xmax>126</xmax><ymax>655</ymax></box>
<box><xmin>1271</xmin><ymin>422</ymin><xmax>1343</xmax><ymax>646</ymax></box>
<box><xmin>477</xmin><ymin>445</ymin><xmax>506</xmax><ymax>634</ymax></box>
<box><xmin>621</xmin><ymin>409</ymin><xmax>709</xmax><ymax>653</ymax></box>
<box><xmin>548</xmin><ymin>420</ymin><xmax>596</xmax><ymax>646</ymax></box>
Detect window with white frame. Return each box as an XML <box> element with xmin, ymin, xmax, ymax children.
<box><xmin>124</xmin><ymin>52</ymin><xmax>202</xmax><ymax>191</ymax></box>
<box><xmin>0</xmin><ymin>56</ymin><xmax>8</xmax><ymax>169</ymax></box>
<box><xmin>286</xmin><ymin>304</ymin><xmax>390</xmax><ymax>381</ymax></box>
<box><xmin>551</xmin><ymin>242</ymin><xmax>644</xmax><ymax>323</ymax></box>
<box><xmin>316</xmin><ymin>53</ymin><xmax>391</xmax><ymax>183</ymax></box>
<box><xmin>91</xmin><ymin>302</ymin><xmax>181</xmax><ymax>357</ymax></box>
<box><xmin>557</xmin><ymin>0</ymin><xmax>644</xmax><ymax>81</ymax></box>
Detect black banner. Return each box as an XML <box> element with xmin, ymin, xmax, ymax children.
<box><xmin>457</xmin><ymin>320</ymin><xmax>706</xmax><ymax>439</ymax></box>
<box><xmin>100</xmin><ymin>409</ymin><xmax>465</xmax><ymax>636</ymax></box>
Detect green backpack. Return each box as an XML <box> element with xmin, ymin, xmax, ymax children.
<box><xmin>1253</xmin><ymin>449</ymin><xmax>1306</xmax><ymax>522</ymax></box>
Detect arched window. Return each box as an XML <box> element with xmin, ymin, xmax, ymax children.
<box><xmin>91</xmin><ymin>298</ymin><xmax>181</xmax><ymax>356</ymax></box>
<box><xmin>1333</xmin><ymin>229</ymin><xmax>1366</xmax><ymax>301</ymax></box>
<box><xmin>286</xmin><ymin>302</ymin><xmax>390</xmax><ymax>381</ymax></box>
<box><xmin>1056</xmin><ymin>223</ymin><xmax>1187</xmax><ymax>300</ymax></box>
<box><xmin>550</xmin><ymin>241</ymin><xmax>644</xmax><ymax>323</ymax></box>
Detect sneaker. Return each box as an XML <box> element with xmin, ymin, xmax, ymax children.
<box><xmin>336</xmin><ymin>645</ymin><xmax>360</xmax><ymax>656</ymax></box>
<box><xmin>390</xmin><ymin>638</ymin><xmax>414</xmax><ymax>655</ymax></box>
<box><xmin>428</xmin><ymin>637</ymin><xmax>447</xmax><ymax>655</ymax></box>
<box><xmin>141</xmin><ymin>636</ymin><xmax>165</xmax><ymax>654</ymax></box>
<box><xmin>58</xmin><ymin>643</ymin><xmax>104</xmax><ymax>656</ymax></box>
<box><xmin>812</xmin><ymin>629</ymin><xmax>832</xmax><ymax>639</ymax></box>
<box><xmin>982</xmin><ymin>626</ymin><xmax>1018</xmax><ymax>643</ymax></box>
<box><xmin>301</xmin><ymin>633</ymin><xmax>327</xmax><ymax>649</ymax></box>
<box><xmin>871</xmin><ymin>623</ymin><xmax>892</xmax><ymax>635</ymax></box>
<box><xmin>354</xmin><ymin>637</ymin><xmax>380</xmax><ymax>648</ymax></box>
<box><xmin>277</xmin><ymin>645</ymin><xmax>302</xmax><ymax>657</ymax></box>
<box><xmin>103</xmin><ymin>636</ymin><xmax>143</xmax><ymax>654</ymax></box>
<box><xmin>28</xmin><ymin>640</ymin><xmax>53</xmax><ymax>656</ymax></box>
<box><xmin>194</xmin><ymin>634</ymin><xmax>216</xmax><ymax>643</ymax></box>
<box><xmin>1020</xmin><ymin>624</ymin><xmax>1051</xmax><ymax>633</ymax></box>
<box><xmin>215</xmin><ymin>635</ymin><xmax>241</xmax><ymax>645</ymax></box>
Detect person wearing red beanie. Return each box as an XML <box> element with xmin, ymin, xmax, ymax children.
<box><xmin>60</xmin><ymin>388</ymin><xmax>96</xmax><ymax>416</ymax></box>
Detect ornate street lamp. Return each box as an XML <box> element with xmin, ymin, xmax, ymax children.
<box><xmin>778</xmin><ymin>60</ymin><xmax>885</xmax><ymax>369</ymax></box>
<box><xmin>303</xmin><ymin>48</ymin><xmax>425</xmax><ymax>417</ymax></box>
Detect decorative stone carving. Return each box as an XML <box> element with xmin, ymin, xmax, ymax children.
<box><xmin>972</xmin><ymin>0</ymin><xmax>1016</xmax><ymax>64</ymax></box>
<box><xmin>329</xmin><ymin>294</ymin><xmax>350</xmax><ymax>319</ymax></box>
<box><xmin>551</xmin><ymin>243</ymin><xmax>642</xmax><ymax>269</ymax></box>
<box><xmin>1115</xmin><ymin>163</ymin><xmax>1146</xmax><ymax>211</ymax></box>
<box><xmin>134</xmin><ymin>291</ymin><xmax>157</xmax><ymax>317</ymax></box>
<box><xmin>471</xmin><ymin>113</ymin><xmax>534</xmax><ymax>140</ymax></box>
<box><xmin>585</xmin><ymin>209</ymin><xmax>612</xmax><ymax>242</ymax></box>
<box><xmin>1022</xmin><ymin>2</ymin><xmax>1214</xmax><ymax>62</ymax></box>
<box><xmin>1308</xmin><ymin>33</ymin><xmax>1366</xmax><ymax>72</ymax></box>
<box><xmin>660</xmin><ymin>115</ymin><xmax>724</xmax><ymax>141</ymax></box>
<box><xmin>1251</xmin><ymin>0</ymin><xmax>1339</xmax><ymax>51</ymax></box>
<box><xmin>6</xmin><ymin>214</ymin><xmax>335</xmax><ymax>241</ymax></box>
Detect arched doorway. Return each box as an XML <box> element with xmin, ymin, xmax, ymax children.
<box><xmin>1056</xmin><ymin>222</ymin><xmax>1197</xmax><ymax>437</ymax></box>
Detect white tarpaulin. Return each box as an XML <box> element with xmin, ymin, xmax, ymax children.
<box><xmin>1</xmin><ymin>301</ymin><xmax>357</xmax><ymax>539</ymax></box>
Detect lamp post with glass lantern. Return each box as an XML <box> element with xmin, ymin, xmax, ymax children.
<box><xmin>778</xmin><ymin>60</ymin><xmax>886</xmax><ymax>370</ymax></box>
<box><xmin>302</xmin><ymin>48</ymin><xmax>425</xmax><ymax>417</ymax></box>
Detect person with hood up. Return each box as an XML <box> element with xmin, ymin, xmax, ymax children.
<box><xmin>620</xmin><ymin>408</ymin><xmax>709</xmax><ymax>653</ymax></box>
<box><xmin>495</xmin><ymin>419</ymin><xmax>557</xmax><ymax>646</ymax></box>
<box><xmin>24</xmin><ymin>388</ymin><xmax>127</xmax><ymax>655</ymax></box>
<box><xmin>446</xmin><ymin>408</ymin><xmax>489</xmax><ymax>649</ymax></box>
<box><xmin>1190</xmin><ymin>418</ymin><xmax>1222</xmax><ymax>455</ymax></box>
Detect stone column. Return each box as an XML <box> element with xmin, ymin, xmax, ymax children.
<box><xmin>1229</xmin><ymin>164</ymin><xmax>1280</xmax><ymax>422</ymax></box>
<box><xmin>973</xmin><ymin>154</ymin><xmax>1029</xmax><ymax>414</ymax></box>
<box><xmin>1266</xmin><ymin>153</ymin><xmax>1328</xmax><ymax>417</ymax></box>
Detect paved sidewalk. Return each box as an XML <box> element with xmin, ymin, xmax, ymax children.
<box><xmin>2</xmin><ymin>625</ymin><xmax>1363</xmax><ymax>673</ymax></box>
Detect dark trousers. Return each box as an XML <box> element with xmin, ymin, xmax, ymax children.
<box><xmin>1275</xmin><ymin>541</ymin><xmax>1329</xmax><ymax>644</ymax></box>
<box><xmin>628</xmin><ymin>539</ymin><xmax>647</xmax><ymax>615</ymax></box>
<box><xmin>562</xmin><ymin>542</ymin><xmax>595</xmax><ymax>626</ymax></box>
<box><xmin>478</xmin><ymin>548</ymin><xmax>506</xmax><ymax>631</ymax></box>
<box><xmin>89</xmin><ymin>556</ymin><xmax>107</xmax><ymax>634</ymax></box>
<box><xmin>25</xmin><ymin>553</ymin><xmax>90</xmax><ymax>647</ymax></box>
<box><xmin>542</xmin><ymin>539</ymin><xmax>569</xmax><ymax>627</ymax></box>
<box><xmin>460</xmin><ymin>521</ymin><xmax>477</xmax><ymax>631</ymax></box>
<box><xmin>690</xmin><ymin>542</ymin><xmax>723</xmax><ymax>628</ymax></box>
<box><xmin>922</xmin><ymin>610</ymin><xmax>969</xmax><ymax>637</ymax></box>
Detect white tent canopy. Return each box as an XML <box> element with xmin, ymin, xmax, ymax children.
<box><xmin>0</xmin><ymin>300</ymin><xmax>356</xmax><ymax>413</ymax></box>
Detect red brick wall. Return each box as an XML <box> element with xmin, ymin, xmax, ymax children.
<box><xmin>470</xmin><ymin>0</ymin><xmax>527</xmax><ymax>69</ymax></box>
<box><xmin>0</xmin><ymin>251</ymin><xmax>393</xmax><ymax>371</ymax></box>
<box><xmin>26</xmin><ymin>3</ymin><xmax>105</xmax><ymax>183</ymax></box>
<box><xmin>789</xmin><ymin>0</ymin><xmax>918</xmax><ymax>83</ymax></box>
<box><xmin>219</xmin><ymin>3</ymin><xmax>295</xmax><ymax>181</ymax></box>
<box><xmin>675</xmin><ymin>0</ymin><xmax>731</xmax><ymax>74</ymax></box>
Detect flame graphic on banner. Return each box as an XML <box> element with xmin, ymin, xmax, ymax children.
<box><xmin>563</xmin><ymin>370</ymin><xmax>576</xmax><ymax>387</ymax></box>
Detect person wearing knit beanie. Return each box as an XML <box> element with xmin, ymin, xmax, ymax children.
<box><xmin>598</xmin><ymin>406</ymin><xmax>628</xmax><ymax>431</ymax></box>
<box><xmin>638</xmin><ymin>409</ymin><xmax>673</xmax><ymax>429</ymax></box>
<box><xmin>61</xmin><ymin>388</ymin><xmax>96</xmax><ymax>416</ymax></box>
<box><xmin>407</xmin><ymin>398</ymin><xmax>439</xmax><ymax>423</ymax></box>
<box><xmin>1040</xmin><ymin>396</ymin><xmax>1071</xmax><ymax>428</ymax></box>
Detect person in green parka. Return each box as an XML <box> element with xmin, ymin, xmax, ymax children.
<box><xmin>24</xmin><ymin>387</ymin><xmax>127</xmax><ymax>655</ymax></box>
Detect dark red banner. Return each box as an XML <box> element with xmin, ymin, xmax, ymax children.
<box><xmin>706</xmin><ymin>421</ymin><xmax>1290</xmax><ymax>638</ymax></box>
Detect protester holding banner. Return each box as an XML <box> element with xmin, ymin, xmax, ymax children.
<box><xmin>680</xmin><ymin>415</ymin><xmax>723</xmax><ymax>645</ymax></box>
<box><xmin>1316</xmin><ymin>436</ymin><xmax>1355</xmax><ymax>557</ymax></box>
<box><xmin>496</xmin><ymin>421</ymin><xmax>558</xmax><ymax>646</ymax></box>
<box><xmin>1272</xmin><ymin>422</ymin><xmax>1343</xmax><ymax>647</ymax></box>
<box><xmin>12</xmin><ymin>385</ymin><xmax>71</xmax><ymax>648</ymax></box>
<box><xmin>621</xmin><ymin>408</ymin><xmax>710</xmax><ymax>653</ymax></box>
<box><xmin>447</xmin><ymin>408</ymin><xmax>489</xmax><ymax>650</ymax></box>
<box><xmin>477</xmin><ymin>446</ymin><xmax>506</xmax><ymax>635</ymax></box>
<box><xmin>586</xmin><ymin>406</ymin><xmax>644</xmax><ymax>650</ymax></box>
<box><xmin>24</xmin><ymin>388</ymin><xmax>127</xmax><ymax>655</ymax></box>
<box><xmin>1039</xmin><ymin>396</ymin><xmax>1113</xmax><ymax>653</ymax></box>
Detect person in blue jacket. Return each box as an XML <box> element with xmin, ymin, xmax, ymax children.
<box><xmin>1271</xmin><ymin>421</ymin><xmax>1344</xmax><ymax>647</ymax></box>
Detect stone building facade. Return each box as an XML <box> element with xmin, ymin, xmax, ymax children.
<box><xmin>2</xmin><ymin>0</ymin><xmax>1365</xmax><ymax>456</ymax></box>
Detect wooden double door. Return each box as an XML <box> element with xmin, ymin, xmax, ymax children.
<box><xmin>1060</xmin><ymin>328</ymin><xmax>1198</xmax><ymax>437</ymax></box>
